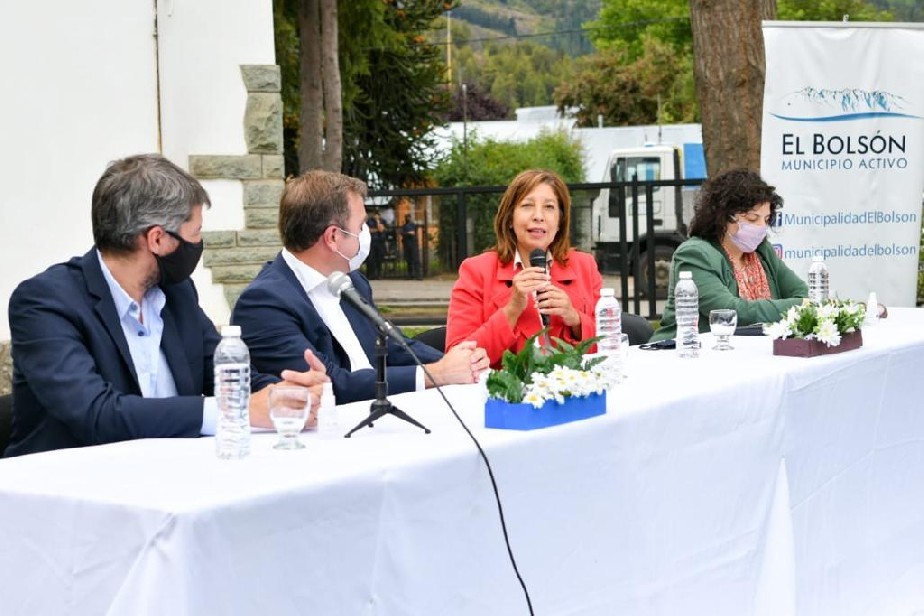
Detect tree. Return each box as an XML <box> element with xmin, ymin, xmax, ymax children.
<box><xmin>433</xmin><ymin>130</ymin><xmax>584</xmax><ymax>260</ymax></box>
<box><xmin>690</xmin><ymin>0</ymin><xmax>893</xmax><ymax>174</ymax></box>
<box><xmin>275</xmin><ymin>0</ymin><xmax>453</xmax><ymax>185</ymax></box>
<box><xmin>572</xmin><ymin>0</ymin><xmax>894</xmax><ymax>172</ymax></box>
<box><xmin>778</xmin><ymin>0</ymin><xmax>893</xmax><ymax>20</ymax></box>
<box><xmin>588</xmin><ymin>0</ymin><xmax>693</xmax><ymax>58</ymax></box>
<box><xmin>273</xmin><ymin>0</ymin><xmax>301</xmax><ymax>176</ymax></box>
<box><xmin>555</xmin><ymin>35</ymin><xmax>697</xmax><ymax>127</ymax></box>
<box><xmin>339</xmin><ymin>0</ymin><xmax>456</xmax><ymax>188</ymax></box>
<box><xmin>446</xmin><ymin>83</ymin><xmax>510</xmax><ymax>121</ymax></box>
<box><xmin>689</xmin><ymin>0</ymin><xmax>776</xmax><ymax>175</ymax></box>
<box><xmin>297</xmin><ymin>0</ymin><xmax>342</xmax><ymax>172</ymax></box>
<box><xmin>558</xmin><ymin>0</ymin><xmax>697</xmax><ymax>127</ymax></box>
<box><xmin>875</xmin><ymin>0</ymin><xmax>923</xmax><ymax>21</ymax></box>
<box><xmin>455</xmin><ymin>41</ymin><xmax>574</xmax><ymax>114</ymax></box>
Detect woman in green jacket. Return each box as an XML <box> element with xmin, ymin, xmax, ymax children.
<box><xmin>650</xmin><ymin>168</ymin><xmax>808</xmax><ymax>342</ymax></box>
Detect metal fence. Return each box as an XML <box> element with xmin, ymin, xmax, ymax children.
<box><xmin>368</xmin><ymin>178</ymin><xmax>705</xmax><ymax>319</ymax></box>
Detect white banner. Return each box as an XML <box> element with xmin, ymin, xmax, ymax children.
<box><xmin>761</xmin><ymin>22</ymin><xmax>924</xmax><ymax>307</ymax></box>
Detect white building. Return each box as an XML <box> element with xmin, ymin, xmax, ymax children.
<box><xmin>434</xmin><ymin>105</ymin><xmax>702</xmax><ymax>182</ymax></box>
<box><xmin>0</xmin><ymin>1</ymin><xmax>279</xmax><ymax>383</ymax></box>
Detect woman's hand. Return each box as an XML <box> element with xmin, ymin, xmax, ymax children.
<box><xmin>504</xmin><ymin>266</ymin><xmax>549</xmax><ymax>328</ymax></box>
<box><xmin>537</xmin><ymin>284</ymin><xmax>581</xmax><ymax>328</ymax></box>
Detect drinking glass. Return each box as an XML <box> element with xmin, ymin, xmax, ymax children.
<box><xmin>269</xmin><ymin>386</ymin><xmax>314</xmax><ymax>450</ymax></box>
<box><xmin>709</xmin><ymin>309</ymin><xmax>737</xmax><ymax>351</ymax></box>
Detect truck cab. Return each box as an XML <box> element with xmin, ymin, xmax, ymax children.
<box><xmin>592</xmin><ymin>143</ymin><xmax>706</xmax><ymax>297</ymax></box>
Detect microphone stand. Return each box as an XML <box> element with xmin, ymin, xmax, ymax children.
<box><xmin>344</xmin><ymin>331</ymin><xmax>430</xmax><ymax>437</ymax></box>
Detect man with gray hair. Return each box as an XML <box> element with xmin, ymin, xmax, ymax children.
<box><xmin>5</xmin><ymin>154</ymin><xmax>327</xmax><ymax>457</ymax></box>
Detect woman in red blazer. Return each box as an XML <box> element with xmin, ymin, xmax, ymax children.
<box><xmin>446</xmin><ymin>169</ymin><xmax>602</xmax><ymax>368</ymax></box>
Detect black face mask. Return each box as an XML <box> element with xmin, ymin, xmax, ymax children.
<box><xmin>156</xmin><ymin>230</ymin><xmax>203</xmax><ymax>286</ymax></box>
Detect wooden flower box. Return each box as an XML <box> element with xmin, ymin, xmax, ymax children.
<box><xmin>772</xmin><ymin>331</ymin><xmax>863</xmax><ymax>358</ymax></box>
<box><xmin>484</xmin><ymin>392</ymin><xmax>606</xmax><ymax>431</ymax></box>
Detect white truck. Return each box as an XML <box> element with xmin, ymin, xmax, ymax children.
<box><xmin>591</xmin><ymin>143</ymin><xmax>707</xmax><ymax>296</ymax></box>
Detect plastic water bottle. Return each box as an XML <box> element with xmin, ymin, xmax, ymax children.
<box><xmin>595</xmin><ymin>288</ymin><xmax>622</xmax><ymax>378</ymax></box>
<box><xmin>214</xmin><ymin>325</ymin><xmax>251</xmax><ymax>459</ymax></box>
<box><xmin>675</xmin><ymin>271</ymin><xmax>700</xmax><ymax>358</ymax></box>
<box><xmin>317</xmin><ymin>381</ymin><xmax>339</xmax><ymax>434</ymax></box>
<box><xmin>807</xmin><ymin>256</ymin><xmax>830</xmax><ymax>304</ymax></box>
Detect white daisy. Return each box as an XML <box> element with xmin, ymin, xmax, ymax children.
<box><xmin>764</xmin><ymin>320</ymin><xmax>792</xmax><ymax>340</ymax></box>
<box><xmin>816</xmin><ymin>319</ymin><xmax>842</xmax><ymax>347</ymax></box>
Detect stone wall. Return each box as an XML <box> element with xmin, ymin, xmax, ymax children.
<box><xmin>192</xmin><ymin>64</ymin><xmax>286</xmax><ymax>310</ymax></box>
<box><xmin>0</xmin><ymin>341</ymin><xmax>10</xmax><ymax>396</ymax></box>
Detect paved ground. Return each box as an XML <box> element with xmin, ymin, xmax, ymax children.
<box><xmin>370</xmin><ymin>275</ymin><xmax>665</xmax><ymax>324</ymax></box>
<box><xmin>370</xmin><ymin>275</ymin><xmax>625</xmax><ymax>305</ymax></box>
<box><xmin>369</xmin><ymin>277</ymin><xmax>459</xmax><ymax>306</ymax></box>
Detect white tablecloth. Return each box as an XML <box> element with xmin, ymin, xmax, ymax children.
<box><xmin>1</xmin><ymin>309</ymin><xmax>923</xmax><ymax>615</ymax></box>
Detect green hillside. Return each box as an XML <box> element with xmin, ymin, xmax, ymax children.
<box><xmin>452</xmin><ymin>0</ymin><xmax>601</xmax><ymax>55</ymax></box>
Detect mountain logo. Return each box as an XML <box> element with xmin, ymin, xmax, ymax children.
<box><xmin>770</xmin><ymin>87</ymin><xmax>921</xmax><ymax>122</ymax></box>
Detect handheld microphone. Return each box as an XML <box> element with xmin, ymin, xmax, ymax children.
<box><xmin>528</xmin><ymin>248</ymin><xmax>550</xmax><ymax>327</ymax></box>
<box><xmin>327</xmin><ymin>272</ymin><xmax>405</xmax><ymax>345</ymax></box>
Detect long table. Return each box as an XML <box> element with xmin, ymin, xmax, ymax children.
<box><xmin>1</xmin><ymin>309</ymin><xmax>923</xmax><ymax>615</ymax></box>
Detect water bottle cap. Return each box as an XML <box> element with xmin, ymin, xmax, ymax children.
<box><xmin>600</xmin><ymin>288</ymin><xmax>615</xmax><ymax>297</ymax></box>
<box><xmin>221</xmin><ymin>325</ymin><xmax>242</xmax><ymax>337</ymax></box>
<box><xmin>679</xmin><ymin>271</ymin><xmax>692</xmax><ymax>279</ymax></box>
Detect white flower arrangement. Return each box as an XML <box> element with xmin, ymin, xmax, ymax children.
<box><xmin>764</xmin><ymin>299</ymin><xmax>866</xmax><ymax>347</ymax></box>
<box><xmin>486</xmin><ymin>333</ymin><xmax>617</xmax><ymax>409</ymax></box>
<box><xmin>520</xmin><ymin>361</ymin><xmax>617</xmax><ymax>409</ymax></box>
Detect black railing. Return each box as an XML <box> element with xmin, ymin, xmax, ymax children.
<box><xmin>369</xmin><ymin>178</ymin><xmax>705</xmax><ymax>319</ymax></box>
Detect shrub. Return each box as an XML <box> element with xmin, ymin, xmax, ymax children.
<box><xmin>432</xmin><ymin>129</ymin><xmax>584</xmax><ymax>261</ymax></box>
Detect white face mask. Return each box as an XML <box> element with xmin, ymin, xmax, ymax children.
<box><xmin>335</xmin><ymin>223</ymin><xmax>371</xmax><ymax>271</ymax></box>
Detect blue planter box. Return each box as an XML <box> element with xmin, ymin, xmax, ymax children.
<box><xmin>484</xmin><ymin>392</ymin><xmax>607</xmax><ymax>430</ymax></box>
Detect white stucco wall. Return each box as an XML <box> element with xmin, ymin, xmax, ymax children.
<box><xmin>0</xmin><ymin>0</ymin><xmax>275</xmax><ymax>339</ymax></box>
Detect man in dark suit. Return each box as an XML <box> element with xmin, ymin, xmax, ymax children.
<box><xmin>232</xmin><ymin>170</ymin><xmax>488</xmax><ymax>404</ymax></box>
<box><xmin>5</xmin><ymin>154</ymin><xmax>326</xmax><ymax>457</ymax></box>
<box><xmin>400</xmin><ymin>213</ymin><xmax>422</xmax><ymax>279</ymax></box>
<box><xmin>365</xmin><ymin>208</ymin><xmax>386</xmax><ymax>279</ymax></box>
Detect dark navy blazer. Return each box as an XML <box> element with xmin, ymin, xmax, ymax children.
<box><xmin>232</xmin><ymin>254</ymin><xmax>442</xmax><ymax>404</ymax></box>
<box><xmin>5</xmin><ymin>249</ymin><xmax>276</xmax><ymax>457</ymax></box>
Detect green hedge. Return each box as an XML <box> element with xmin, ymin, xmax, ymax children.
<box><xmin>432</xmin><ymin>129</ymin><xmax>584</xmax><ymax>260</ymax></box>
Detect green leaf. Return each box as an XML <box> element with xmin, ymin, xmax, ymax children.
<box><xmin>486</xmin><ymin>328</ymin><xmax>602</xmax><ymax>403</ymax></box>
<box><xmin>486</xmin><ymin>369</ymin><xmax>524</xmax><ymax>403</ymax></box>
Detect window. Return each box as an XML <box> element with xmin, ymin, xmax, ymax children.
<box><xmin>614</xmin><ymin>157</ymin><xmax>662</xmax><ymax>191</ymax></box>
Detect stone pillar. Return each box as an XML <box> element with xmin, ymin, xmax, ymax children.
<box><xmin>190</xmin><ymin>65</ymin><xmax>287</xmax><ymax>309</ymax></box>
<box><xmin>0</xmin><ymin>341</ymin><xmax>11</xmax><ymax>396</ymax></box>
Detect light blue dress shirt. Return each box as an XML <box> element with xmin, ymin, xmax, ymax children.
<box><xmin>97</xmin><ymin>251</ymin><xmax>216</xmax><ymax>435</ymax></box>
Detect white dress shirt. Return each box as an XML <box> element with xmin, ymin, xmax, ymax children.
<box><xmin>282</xmin><ymin>250</ymin><xmax>373</xmax><ymax>371</ymax></box>
<box><xmin>281</xmin><ymin>250</ymin><xmax>426</xmax><ymax>390</ymax></box>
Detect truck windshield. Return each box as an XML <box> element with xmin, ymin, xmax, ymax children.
<box><xmin>614</xmin><ymin>157</ymin><xmax>662</xmax><ymax>193</ymax></box>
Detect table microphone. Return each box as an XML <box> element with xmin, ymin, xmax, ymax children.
<box><xmin>528</xmin><ymin>248</ymin><xmax>550</xmax><ymax>327</ymax></box>
<box><xmin>327</xmin><ymin>271</ymin><xmax>405</xmax><ymax>345</ymax></box>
